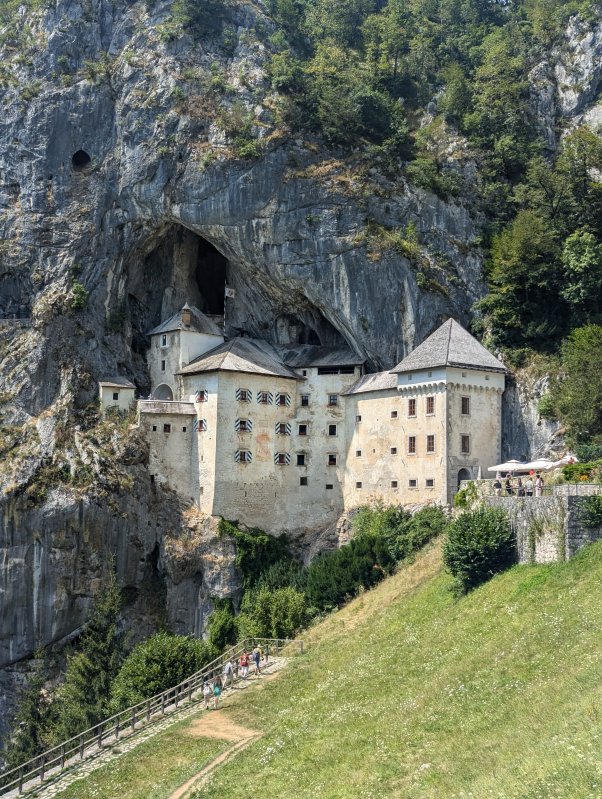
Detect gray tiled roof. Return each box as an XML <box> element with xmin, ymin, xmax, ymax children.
<box><xmin>178</xmin><ymin>338</ymin><xmax>301</xmax><ymax>380</ymax></box>
<box><xmin>147</xmin><ymin>305</ymin><xmax>223</xmax><ymax>337</ymax></box>
<box><xmin>99</xmin><ymin>377</ymin><xmax>136</xmax><ymax>388</ymax></box>
<box><xmin>391</xmin><ymin>319</ymin><xmax>506</xmax><ymax>374</ymax></box>
<box><xmin>343</xmin><ymin>371</ymin><xmax>398</xmax><ymax>395</ymax></box>
<box><xmin>279</xmin><ymin>344</ymin><xmax>364</xmax><ymax>368</ymax></box>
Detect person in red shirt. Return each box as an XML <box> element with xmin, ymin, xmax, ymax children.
<box><xmin>239</xmin><ymin>650</ymin><xmax>249</xmax><ymax>680</ymax></box>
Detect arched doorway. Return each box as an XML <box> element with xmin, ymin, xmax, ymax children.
<box><xmin>457</xmin><ymin>468</ymin><xmax>471</xmax><ymax>489</ymax></box>
<box><xmin>154</xmin><ymin>384</ymin><xmax>174</xmax><ymax>401</ymax></box>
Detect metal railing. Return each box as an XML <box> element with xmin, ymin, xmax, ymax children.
<box><xmin>0</xmin><ymin>637</ymin><xmax>303</xmax><ymax>797</ymax></box>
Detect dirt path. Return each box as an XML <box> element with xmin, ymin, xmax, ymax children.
<box><xmin>168</xmin><ymin>712</ymin><xmax>261</xmax><ymax>799</ymax></box>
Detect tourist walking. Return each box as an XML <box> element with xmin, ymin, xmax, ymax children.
<box><xmin>203</xmin><ymin>679</ymin><xmax>212</xmax><ymax>710</ymax></box>
<box><xmin>525</xmin><ymin>476</ymin><xmax>534</xmax><ymax>497</ymax></box>
<box><xmin>517</xmin><ymin>478</ymin><xmax>525</xmax><ymax>497</ymax></box>
<box><xmin>240</xmin><ymin>649</ymin><xmax>249</xmax><ymax>680</ymax></box>
<box><xmin>493</xmin><ymin>478</ymin><xmax>502</xmax><ymax>496</ymax></box>
<box><xmin>505</xmin><ymin>474</ymin><xmax>513</xmax><ymax>495</ymax></box>
<box><xmin>213</xmin><ymin>677</ymin><xmax>222</xmax><ymax>709</ymax></box>
<box><xmin>252</xmin><ymin>645</ymin><xmax>262</xmax><ymax>675</ymax></box>
<box><xmin>222</xmin><ymin>657</ymin><xmax>234</xmax><ymax>689</ymax></box>
<box><xmin>535</xmin><ymin>474</ymin><xmax>544</xmax><ymax>497</ymax></box>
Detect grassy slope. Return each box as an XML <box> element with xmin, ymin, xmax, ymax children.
<box><xmin>52</xmin><ymin>717</ymin><xmax>225</xmax><ymax>799</ymax></box>
<box><xmin>193</xmin><ymin>540</ymin><xmax>602</xmax><ymax>799</ymax></box>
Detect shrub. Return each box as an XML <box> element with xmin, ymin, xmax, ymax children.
<box><xmin>575</xmin><ymin>443</ymin><xmax>602</xmax><ymax>462</ymax></box>
<box><xmin>237</xmin><ymin>587</ymin><xmax>308</xmax><ymax>639</ymax></box>
<box><xmin>578</xmin><ymin>496</ymin><xmax>602</xmax><ymax>528</ymax></box>
<box><xmin>562</xmin><ymin>461</ymin><xmax>602</xmax><ymax>482</ymax></box>
<box><xmin>69</xmin><ymin>280</ymin><xmax>89</xmax><ymax>310</ymax></box>
<box><xmin>110</xmin><ymin>633</ymin><xmax>214</xmax><ymax>711</ymax></box>
<box><xmin>443</xmin><ymin>507</ymin><xmax>516</xmax><ymax>593</ymax></box>
<box><xmin>353</xmin><ymin>503</ymin><xmax>447</xmax><ymax>562</ymax></box>
<box><xmin>537</xmin><ymin>393</ymin><xmax>557</xmax><ymax>420</ymax></box>
<box><xmin>207</xmin><ymin>599</ymin><xmax>237</xmax><ymax>651</ymax></box>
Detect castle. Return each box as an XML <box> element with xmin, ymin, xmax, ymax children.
<box><xmin>100</xmin><ymin>305</ymin><xmax>506</xmax><ymax>535</ymax></box>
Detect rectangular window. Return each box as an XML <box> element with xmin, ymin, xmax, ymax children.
<box><xmin>152</xmin><ymin>425</ymin><xmax>157</xmax><ymax>432</ymax></box>
<box><xmin>390</xmin><ymin>447</ymin><xmax>397</xmax><ymax>455</ymax></box>
<box><xmin>195</xmin><ymin>390</ymin><xmax>208</xmax><ymax>403</ymax></box>
<box><xmin>237</xmin><ymin>388</ymin><xmax>251</xmax><ymax>402</ymax></box>
<box><xmin>356</xmin><ymin>482</ymin><xmax>362</xmax><ymax>489</ymax></box>
<box><xmin>276</xmin><ymin>393</ymin><xmax>289</xmax><ymax>406</ymax></box>
<box><xmin>161</xmin><ymin>360</ymin><xmax>166</xmax><ymax>372</ymax></box>
<box><xmin>301</xmin><ymin>394</ymin><xmax>309</xmax><ymax>407</ymax></box>
<box><xmin>408</xmin><ymin>398</ymin><xmax>416</xmax><ymax>417</ymax></box>
<box><xmin>237</xmin><ymin>450</ymin><xmax>252</xmax><ymax>463</ymax></box>
<box><xmin>238</xmin><ymin>419</ymin><xmax>250</xmax><ymax>432</ymax></box>
<box><xmin>296</xmin><ymin>453</ymin><xmax>306</xmax><ymax>466</ymax></box>
<box><xmin>426</xmin><ymin>478</ymin><xmax>435</xmax><ymax>488</ymax></box>
<box><xmin>298</xmin><ymin>423</ymin><xmax>308</xmax><ymax>436</ymax></box>
<box><xmin>277</xmin><ymin>423</ymin><xmax>289</xmax><ymax>435</ymax></box>
<box><xmin>461</xmin><ymin>396</ymin><xmax>470</xmax><ymax>415</ymax></box>
<box><xmin>161</xmin><ymin>334</ymin><xmax>167</xmax><ymax>347</ymax></box>
<box><xmin>258</xmin><ymin>391</ymin><xmax>271</xmax><ymax>404</ymax></box>
<box><xmin>391</xmin><ymin>480</ymin><xmax>398</xmax><ymax>488</ymax></box>
<box><xmin>325</xmin><ymin>484</ymin><xmax>333</xmax><ymax>490</ymax></box>
<box><xmin>426</xmin><ymin>396</ymin><xmax>435</xmax><ymax>415</ymax></box>
<box><xmin>198</xmin><ymin>419</ymin><xmax>207</xmax><ymax>432</ymax></box>
<box><xmin>426</xmin><ymin>434</ymin><xmax>435</xmax><ymax>454</ymax></box>
<box><xmin>163</xmin><ymin>424</ymin><xmax>171</xmax><ymax>433</ymax></box>
<box><xmin>300</xmin><ymin>476</ymin><xmax>308</xmax><ymax>486</ymax></box>
<box><xmin>328</xmin><ymin>424</ymin><xmax>337</xmax><ymax>436</ymax></box>
<box><xmin>112</xmin><ymin>392</ymin><xmax>119</xmax><ymax>401</ymax></box>
<box><xmin>409</xmin><ymin>479</ymin><xmax>417</xmax><ymax>489</ymax></box>
<box><xmin>461</xmin><ymin>434</ymin><xmax>470</xmax><ymax>454</ymax></box>
<box><xmin>356</xmin><ymin>450</ymin><xmax>362</xmax><ymax>457</ymax></box>
<box><xmin>356</xmin><ymin>414</ymin><xmax>362</xmax><ymax>423</ymax></box>
<box><xmin>391</xmin><ymin>410</ymin><xmax>398</xmax><ymax>419</ymax></box>
<box><xmin>182</xmin><ymin>426</ymin><xmax>187</xmax><ymax>432</ymax></box>
<box><xmin>328</xmin><ymin>454</ymin><xmax>337</xmax><ymax>466</ymax></box>
<box><xmin>276</xmin><ymin>453</ymin><xmax>287</xmax><ymax>465</ymax></box>
<box><xmin>328</xmin><ymin>394</ymin><xmax>338</xmax><ymax>406</ymax></box>
<box><xmin>408</xmin><ymin>436</ymin><xmax>416</xmax><ymax>454</ymax></box>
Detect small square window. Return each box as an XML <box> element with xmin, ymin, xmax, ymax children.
<box><xmin>277</xmin><ymin>394</ymin><xmax>288</xmax><ymax>406</ymax></box>
<box><xmin>485</xmin><ymin>375</ymin><xmax>490</xmax><ymax>381</ymax></box>
<box><xmin>199</xmin><ymin>486</ymin><xmax>204</xmax><ymax>495</ymax></box>
<box><xmin>163</xmin><ymin>423</ymin><xmax>171</xmax><ymax>433</ymax></box>
<box><xmin>325</xmin><ymin>484</ymin><xmax>334</xmax><ymax>490</ymax></box>
<box><xmin>328</xmin><ymin>394</ymin><xmax>338</xmax><ymax>406</ymax></box>
<box><xmin>239</xmin><ymin>450</ymin><xmax>251</xmax><ymax>463</ymax></box>
<box><xmin>427</xmin><ymin>371</ymin><xmax>432</xmax><ymax>377</ymax></box>
<box><xmin>238</xmin><ymin>389</ymin><xmax>251</xmax><ymax>402</ymax></box>
<box><xmin>391</xmin><ymin>410</ymin><xmax>398</xmax><ymax>419</ymax></box>
<box><xmin>426</xmin><ymin>478</ymin><xmax>435</xmax><ymax>488</ymax></box>
<box><xmin>461</xmin><ymin>396</ymin><xmax>471</xmax><ymax>415</ymax></box>
<box><xmin>296</xmin><ymin>453</ymin><xmax>306</xmax><ymax>466</ymax></box>
<box><xmin>182</xmin><ymin>426</ymin><xmax>187</xmax><ymax>432</ymax></box>
<box><xmin>328</xmin><ymin>424</ymin><xmax>337</xmax><ymax>436</ymax></box>
<box><xmin>426</xmin><ymin>396</ymin><xmax>435</xmax><ymax>415</ymax></box>
<box><xmin>408</xmin><ymin>436</ymin><xmax>416</xmax><ymax>454</ymax></box>
<box><xmin>298</xmin><ymin>424</ymin><xmax>308</xmax><ymax>436</ymax></box>
<box><xmin>462</xmin><ymin>372</ymin><xmax>467</xmax><ymax>378</ymax></box>
<box><xmin>161</xmin><ymin>360</ymin><xmax>166</xmax><ymax>372</ymax></box>
<box><xmin>426</xmin><ymin>434</ymin><xmax>435</xmax><ymax>453</ymax></box>
<box><xmin>276</xmin><ymin>453</ymin><xmax>287</xmax><ymax>465</ymax></box>
<box><xmin>461</xmin><ymin>434</ymin><xmax>470</xmax><ymax>454</ymax></box>
<box><xmin>302</xmin><ymin>369</ymin><xmax>307</xmax><ymax>376</ymax></box>
<box><xmin>300</xmin><ymin>476</ymin><xmax>308</xmax><ymax>486</ymax></box>
<box><xmin>356</xmin><ymin>450</ymin><xmax>362</xmax><ymax>457</ymax></box>
<box><xmin>238</xmin><ymin>419</ymin><xmax>250</xmax><ymax>432</ymax></box>
<box><xmin>356</xmin><ymin>415</ymin><xmax>362</xmax><ymax>423</ymax></box>
<box><xmin>258</xmin><ymin>392</ymin><xmax>270</xmax><ymax>404</ymax></box>
<box><xmin>277</xmin><ymin>423</ymin><xmax>288</xmax><ymax>435</ymax></box>
<box><xmin>152</xmin><ymin>425</ymin><xmax>157</xmax><ymax>432</ymax></box>
<box><xmin>391</xmin><ymin>480</ymin><xmax>398</xmax><ymax>488</ymax></box>
<box><xmin>328</xmin><ymin>454</ymin><xmax>337</xmax><ymax>466</ymax></box>
<box><xmin>408</xmin><ymin>398</ymin><xmax>416</xmax><ymax>417</ymax></box>
<box><xmin>390</xmin><ymin>447</ymin><xmax>397</xmax><ymax>455</ymax></box>
<box><xmin>356</xmin><ymin>482</ymin><xmax>362</xmax><ymax>489</ymax></box>
<box><xmin>112</xmin><ymin>392</ymin><xmax>119</xmax><ymax>401</ymax></box>
<box><xmin>409</xmin><ymin>479</ymin><xmax>417</xmax><ymax>489</ymax></box>
<box><xmin>301</xmin><ymin>394</ymin><xmax>309</xmax><ymax>407</ymax></box>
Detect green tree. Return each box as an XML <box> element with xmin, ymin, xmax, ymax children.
<box><xmin>553</xmin><ymin>325</ymin><xmax>602</xmax><ymax>444</ymax></box>
<box><xmin>4</xmin><ymin>650</ymin><xmax>53</xmax><ymax>768</ymax></box>
<box><xmin>237</xmin><ymin>587</ymin><xmax>308</xmax><ymax>639</ymax></box>
<box><xmin>561</xmin><ymin>229</ymin><xmax>602</xmax><ymax>319</ymax></box>
<box><xmin>443</xmin><ymin>507</ymin><xmax>516</xmax><ymax>593</ymax></box>
<box><xmin>207</xmin><ymin>599</ymin><xmax>237</xmax><ymax>651</ymax></box>
<box><xmin>50</xmin><ymin>567</ymin><xmax>123</xmax><ymax>742</ymax></box>
<box><xmin>110</xmin><ymin>633</ymin><xmax>214</xmax><ymax>711</ymax></box>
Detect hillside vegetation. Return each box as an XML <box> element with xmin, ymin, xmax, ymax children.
<box><xmin>52</xmin><ymin>539</ymin><xmax>602</xmax><ymax>799</ymax></box>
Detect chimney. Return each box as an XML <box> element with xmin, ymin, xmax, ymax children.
<box><xmin>181</xmin><ymin>303</ymin><xmax>192</xmax><ymax>327</ymax></box>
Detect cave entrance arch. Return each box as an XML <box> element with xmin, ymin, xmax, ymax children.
<box><xmin>154</xmin><ymin>384</ymin><xmax>174</xmax><ymax>401</ymax></box>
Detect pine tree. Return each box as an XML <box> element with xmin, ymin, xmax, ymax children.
<box><xmin>4</xmin><ymin>650</ymin><xmax>53</xmax><ymax>769</ymax></box>
<box><xmin>50</xmin><ymin>565</ymin><xmax>123</xmax><ymax>743</ymax></box>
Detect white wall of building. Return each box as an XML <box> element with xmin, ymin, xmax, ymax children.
<box><xmin>138</xmin><ymin>406</ymin><xmax>198</xmax><ymax>502</ymax></box>
<box><xmin>99</xmin><ymin>385</ymin><xmax>135</xmax><ymax>414</ymax></box>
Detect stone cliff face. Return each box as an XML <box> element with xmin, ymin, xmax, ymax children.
<box><xmin>0</xmin><ymin>0</ymin><xmax>598</xmax><ymax>740</ymax></box>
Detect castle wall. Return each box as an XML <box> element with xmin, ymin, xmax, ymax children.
<box><xmin>99</xmin><ymin>385</ymin><xmax>135</xmax><ymax>414</ymax></box>
<box><xmin>148</xmin><ymin>329</ymin><xmax>223</xmax><ymax>398</ymax></box>
<box><xmin>179</xmin><ymin>373</ymin><xmax>219</xmax><ymax>513</ymax></box>
<box><xmin>138</xmin><ymin>404</ymin><xmax>197</xmax><ymax>502</ymax></box>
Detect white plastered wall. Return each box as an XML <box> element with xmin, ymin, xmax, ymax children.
<box><xmin>99</xmin><ymin>386</ymin><xmax>135</xmax><ymax>414</ymax></box>
<box><xmin>139</xmin><ymin>411</ymin><xmax>198</xmax><ymax>502</ymax></box>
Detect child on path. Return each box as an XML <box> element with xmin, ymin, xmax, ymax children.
<box><xmin>213</xmin><ymin>678</ymin><xmax>222</xmax><ymax>709</ymax></box>
<box><xmin>202</xmin><ymin>679</ymin><xmax>212</xmax><ymax>710</ymax></box>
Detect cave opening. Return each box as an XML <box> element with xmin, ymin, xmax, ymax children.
<box><xmin>195</xmin><ymin>238</ymin><xmax>227</xmax><ymax>316</ymax></box>
<box><xmin>72</xmin><ymin>150</ymin><xmax>91</xmax><ymax>171</ymax></box>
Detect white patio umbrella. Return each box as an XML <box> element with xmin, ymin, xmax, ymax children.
<box><xmin>487</xmin><ymin>459</ymin><xmax>526</xmax><ymax>474</ymax></box>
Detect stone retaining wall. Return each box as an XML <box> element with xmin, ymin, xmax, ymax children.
<box><xmin>484</xmin><ymin>494</ymin><xmax>602</xmax><ymax>564</ymax></box>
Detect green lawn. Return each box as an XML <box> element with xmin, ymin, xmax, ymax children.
<box><xmin>54</xmin><ymin>540</ymin><xmax>602</xmax><ymax>799</ymax></box>
<box><xmin>192</xmin><ymin>540</ymin><xmax>602</xmax><ymax>799</ymax></box>
<box><xmin>52</xmin><ymin>716</ymin><xmax>225</xmax><ymax>799</ymax></box>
